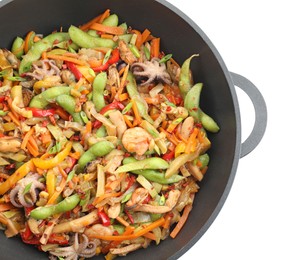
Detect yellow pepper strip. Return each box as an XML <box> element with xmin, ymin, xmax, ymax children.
<box><xmin>76</xmin><ymin>65</ymin><xmax>95</xmax><ymax>83</ymax></box>
<box><xmin>175</xmin><ymin>142</ymin><xmax>186</xmax><ymax>158</ymax></box>
<box><xmin>32</xmin><ymin>142</ymin><xmax>72</xmax><ymax>170</ymax></box>
<box><xmin>0</xmin><ymin>160</ymin><xmax>35</xmax><ymax>195</ymax></box>
<box><xmin>46</xmin><ymin>169</ymin><xmax>56</xmax><ymax>198</ymax></box>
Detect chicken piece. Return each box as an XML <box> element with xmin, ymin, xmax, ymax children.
<box><xmin>0</xmin><ymin>137</ymin><xmax>21</xmax><ymax>153</ymax></box>
<box><xmin>126</xmin><ymin>188</ymin><xmax>149</xmax><ymax>209</ymax></box>
<box><xmin>122</xmin><ymin>127</ymin><xmax>152</xmax><ymax>156</ymax></box>
<box><xmin>118</xmin><ymin>40</ymin><xmax>137</xmax><ymax>65</ymax></box>
<box><xmin>108</xmin><ymin>203</ymin><xmax>121</xmax><ymax>218</ymax></box>
<box><xmin>84</xmin><ymin>224</ymin><xmax>114</xmax><ymax>237</ymax></box>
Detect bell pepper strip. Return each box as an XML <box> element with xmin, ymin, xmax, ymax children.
<box><xmin>97</xmin><ymin>209</ymin><xmax>111</xmax><ymax>226</ymax></box>
<box><xmin>65</xmin><ymin>61</ymin><xmax>82</xmax><ymax>80</ymax></box>
<box><xmin>99</xmin><ymin>101</ymin><xmax>125</xmax><ymax>115</ymax></box>
<box><xmin>162</xmin><ymin>150</ymin><xmax>175</xmax><ymax>162</ymax></box>
<box><xmin>0</xmin><ymin>96</ymin><xmax>5</xmax><ymax>102</ymax></box>
<box><xmin>92</xmin><ymin>48</ymin><xmax>120</xmax><ymax>72</ymax></box>
<box><xmin>0</xmin><ymin>160</ymin><xmax>35</xmax><ymax>195</ymax></box>
<box><xmin>25</xmin><ymin>107</ymin><xmax>56</xmax><ymax>117</ymax></box>
<box><xmin>47</xmin><ymin>234</ymin><xmax>69</xmax><ymax>245</ymax></box>
<box><xmin>88</xmin><ymin>217</ymin><xmax>165</xmax><ymax>241</ymax></box>
<box><xmin>32</xmin><ymin>141</ymin><xmax>72</xmax><ymax>170</ymax></box>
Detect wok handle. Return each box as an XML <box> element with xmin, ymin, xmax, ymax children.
<box><xmin>230</xmin><ymin>72</ymin><xmax>267</xmax><ymax>158</ymax></box>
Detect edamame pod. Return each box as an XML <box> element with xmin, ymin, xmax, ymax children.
<box><xmin>29</xmin><ymin>86</ymin><xmax>70</xmax><ymax>108</ymax></box>
<box><xmin>179</xmin><ymin>54</ymin><xmax>199</xmax><ymax>97</ymax></box>
<box><xmin>11</xmin><ymin>37</ymin><xmax>24</xmax><ymax>58</ymax></box>
<box><xmin>93</xmin><ymin>72</ymin><xmax>107</xmax><ymax>112</ymax></box>
<box><xmin>102</xmin><ymin>14</ymin><xmax>119</xmax><ymax>27</ymax></box>
<box><xmin>77</xmin><ymin>140</ymin><xmax>115</xmax><ymax>171</ymax></box>
<box><xmin>123</xmin><ymin>157</ymin><xmax>184</xmax><ymax>184</ymax></box>
<box><xmin>115</xmin><ymin>157</ymin><xmax>169</xmax><ymax>173</ymax></box>
<box><xmin>30</xmin><ymin>194</ymin><xmax>80</xmax><ymax>220</ymax></box>
<box><xmin>184</xmin><ymin>83</ymin><xmax>219</xmax><ymax>133</ymax></box>
<box><xmin>56</xmin><ymin>94</ymin><xmax>83</xmax><ymax>124</ymax></box>
<box><xmin>19</xmin><ymin>32</ymin><xmax>70</xmax><ymax>74</ymax></box>
<box><xmin>68</xmin><ymin>25</ymin><xmax>116</xmax><ymax>49</ymax></box>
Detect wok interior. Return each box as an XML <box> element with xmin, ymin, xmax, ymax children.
<box><xmin>0</xmin><ymin>0</ymin><xmax>238</xmax><ymax>259</ymax></box>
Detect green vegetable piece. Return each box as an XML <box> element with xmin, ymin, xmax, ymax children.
<box><xmin>56</xmin><ymin>94</ymin><xmax>83</xmax><ymax>124</ymax></box>
<box><xmin>129</xmin><ymin>44</ymin><xmax>140</xmax><ymax>58</ymax></box>
<box><xmin>29</xmin><ymin>86</ymin><xmax>70</xmax><ymax>108</ymax></box>
<box><xmin>19</xmin><ymin>32</ymin><xmax>70</xmax><ymax>74</ymax></box>
<box><xmin>68</xmin><ymin>25</ymin><xmax>116</xmax><ymax>49</ymax></box>
<box><xmin>115</xmin><ymin>157</ymin><xmax>169</xmax><ymax>174</ymax></box>
<box><xmin>118</xmin><ymin>34</ymin><xmax>133</xmax><ymax>43</ymax></box>
<box><xmin>80</xmin><ymin>111</ymin><xmax>89</xmax><ymax>124</ymax></box>
<box><xmin>93</xmin><ymin>72</ymin><xmax>107</xmax><ymax>112</ymax></box>
<box><xmin>123</xmin><ymin>157</ymin><xmax>184</xmax><ymax>184</ymax></box>
<box><xmin>159</xmin><ymin>54</ymin><xmax>172</xmax><ymax>64</ymax></box>
<box><xmin>96</xmin><ymin>125</ymin><xmax>107</xmax><ymax>138</ymax></box>
<box><xmin>184</xmin><ymin>83</ymin><xmax>220</xmax><ymax>133</ymax></box>
<box><xmin>87</xmin><ymin>30</ymin><xmax>99</xmax><ymax>37</ymax></box>
<box><xmin>102</xmin><ymin>14</ymin><xmax>119</xmax><ymax>27</ymax></box>
<box><xmin>199</xmin><ymin>153</ymin><xmax>210</xmax><ymax>169</ymax></box>
<box><xmin>126</xmin><ymin>71</ymin><xmax>153</xmax><ymax>123</ymax></box>
<box><xmin>143</xmin><ymin>46</ymin><xmax>150</xmax><ymax>60</ymax></box>
<box><xmin>30</xmin><ymin>194</ymin><xmax>80</xmax><ymax>220</ymax></box>
<box><xmin>77</xmin><ymin>140</ymin><xmax>115</xmax><ymax>172</ymax></box>
<box><xmin>118</xmin><ymin>23</ymin><xmax>128</xmax><ymax>30</ymax></box>
<box><xmin>179</xmin><ymin>54</ymin><xmax>199</xmax><ymax>97</ymax></box>
<box><xmin>11</xmin><ymin>37</ymin><xmax>24</xmax><ymax>58</ymax></box>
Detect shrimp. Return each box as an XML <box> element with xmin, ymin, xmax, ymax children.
<box><xmin>122</xmin><ymin>127</ymin><xmax>152</xmax><ymax>156</ymax></box>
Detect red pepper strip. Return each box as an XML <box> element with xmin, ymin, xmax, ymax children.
<box><xmin>24</xmin><ymin>206</ymin><xmax>35</xmax><ymax>217</ymax></box>
<box><xmin>99</xmin><ymin>101</ymin><xmax>125</xmax><ymax>115</ymax></box>
<box><xmin>0</xmin><ymin>96</ymin><xmax>5</xmax><ymax>103</ymax></box>
<box><xmin>93</xmin><ymin>48</ymin><xmax>120</xmax><ymax>72</ymax></box>
<box><xmin>97</xmin><ymin>209</ymin><xmax>111</xmax><ymax>226</ymax></box>
<box><xmin>20</xmin><ymin>223</ymin><xmax>40</xmax><ymax>245</ymax></box>
<box><xmin>162</xmin><ymin>150</ymin><xmax>175</xmax><ymax>161</ymax></box>
<box><xmin>26</xmin><ymin>107</ymin><xmax>56</xmax><ymax>117</ymax></box>
<box><xmin>124</xmin><ymin>210</ymin><xmax>134</xmax><ymax>224</ymax></box>
<box><xmin>48</xmin><ymin>234</ymin><xmax>69</xmax><ymax>245</ymax></box>
<box><xmin>92</xmin><ymin>120</ymin><xmax>102</xmax><ymax>129</ymax></box>
<box><xmin>65</xmin><ymin>61</ymin><xmax>83</xmax><ymax>81</ymax></box>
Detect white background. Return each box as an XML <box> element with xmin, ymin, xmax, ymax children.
<box><xmin>165</xmin><ymin>1</ymin><xmax>300</xmax><ymax>260</ymax></box>
<box><xmin>0</xmin><ymin>0</ymin><xmax>298</xmax><ymax>259</ymax></box>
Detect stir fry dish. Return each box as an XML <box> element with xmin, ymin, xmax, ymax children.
<box><xmin>0</xmin><ymin>9</ymin><xmax>219</xmax><ymax>259</ymax></box>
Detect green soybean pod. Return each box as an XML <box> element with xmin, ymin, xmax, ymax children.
<box><xmin>19</xmin><ymin>32</ymin><xmax>70</xmax><ymax>74</ymax></box>
<box><xmin>93</xmin><ymin>72</ymin><xmax>107</xmax><ymax>112</ymax></box>
<box><xmin>199</xmin><ymin>153</ymin><xmax>210</xmax><ymax>169</ymax></box>
<box><xmin>77</xmin><ymin>140</ymin><xmax>115</xmax><ymax>171</ymax></box>
<box><xmin>11</xmin><ymin>37</ymin><xmax>24</xmax><ymax>58</ymax></box>
<box><xmin>96</xmin><ymin>125</ymin><xmax>107</xmax><ymax>138</ymax></box>
<box><xmin>179</xmin><ymin>54</ymin><xmax>199</xmax><ymax>97</ymax></box>
<box><xmin>102</xmin><ymin>14</ymin><xmax>119</xmax><ymax>27</ymax></box>
<box><xmin>29</xmin><ymin>86</ymin><xmax>70</xmax><ymax>108</ymax></box>
<box><xmin>56</xmin><ymin>94</ymin><xmax>83</xmax><ymax>124</ymax></box>
<box><xmin>115</xmin><ymin>157</ymin><xmax>169</xmax><ymax>173</ymax></box>
<box><xmin>30</xmin><ymin>206</ymin><xmax>54</xmax><ymax>220</ymax></box>
<box><xmin>54</xmin><ymin>194</ymin><xmax>81</xmax><ymax>214</ymax></box>
<box><xmin>68</xmin><ymin>25</ymin><xmax>116</xmax><ymax>49</ymax></box>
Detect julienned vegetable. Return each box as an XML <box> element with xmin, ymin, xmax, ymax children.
<box><xmin>0</xmin><ymin>8</ymin><xmax>219</xmax><ymax>260</ymax></box>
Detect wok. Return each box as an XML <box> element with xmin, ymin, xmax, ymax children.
<box><xmin>0</xmin><ymin>0</ymin><xmax>267</xmax><ymax>259</ymax></box>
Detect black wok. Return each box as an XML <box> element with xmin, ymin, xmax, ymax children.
<box><xmin>0</xmin><ymin>0</ymin><xmax>267</xmax><ymax>259</ymax></box>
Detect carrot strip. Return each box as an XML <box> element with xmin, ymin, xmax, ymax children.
<box><xmin>69</xmin><ymin>151</ymin><xmax>81</xmax><ymax>160</ymax></box>
<box><xmin>21</xmin><ymin>127</ymin><xmax>34</xmax><ymax>150</ymax></box>
<box><xmin>55</xmin><ymin>107</ymin><xmax>70</xmax><ymax>120</ymax></box>
<box><xmin>151</xmin><ymin>38</ymin><xmax>160</xmax><ymax>58</ymax></box>
<box><xmin>92</xmin><ymin>192</ymin><xmax>122</xmax><ymax>206</ymax></box>
<box><xmin>185</xmin><ymin>128</ymin><xmax>199</xmax><ymax>154</ymax></box>
<box><xmin>27</xmin><ymin>141</ymin><xmax>39</xmax><ymax>157</ymax></box>
<box><xmin>123</xmin><ymin>115</ymin><xmax>133</xmax><ymax>128</ymax></box>
<box><xmin>160</xmin><ymin>128</ymin><xmax>179</xmax><ymax>145</ymax></box>
<box><xmin>131</xmin><ymin>29</ymin><xmax>142</xmax><ymax>49</ymax></box>
<box><xmin>28</xmin><ymin>136</ymin><xmax>39</xmax><ymax>153</ymax></box>
<box><xmin>0</xmin><ymin>203</ymin><xmax>14</xmax><ymax>212</ymax></box>
<box><xmin>141</xmin><ymin>29</ymin><xmax>151</xmax><ymax>45</ymax></box>
<box><xmin>47</xmin><ymin>177</ymin><xmax>66</xmax><ymax>205</ymax></box>
<box><xmin>90</xmin><ymin>23</ymin><xmax>125</xmax><ymax>35</ymax></box>
<box><xmin>79</xmin><ymin>9</ymin><xmax>110</xmax><ymax>31</ymax></box>
<box><xmin>89</xmin><ymin>217</ymin><xmax>165</xmax><ymax>241</ymax></box>
<box><xmin>143</xmin><ymin>232</ymin><xmax>156</xmax><ymax>241</ymax></box>
<box><xmin>118</xmin><ymin>93</ymin><xmax>129</xmax><ymax>102</ymax></box>
<box><xmin>170</xmin><ymin>194</ymin><xmax>195</xmax><ymax>238</ymax></box>
<box><xmin>117</xmin><ymin>64</ymin><xmax>129</xmax><ymax>97</ymax></box>
<box><xmin>24</xmin><ymin>31</ymin><xmax>34</xmax><ymax>53</ymax></box>
<box><xmin>110</xmin><ymin>86</ymin><xmax>117</xmax><ymax>102</ymax></box>
<box><xmin>57</xmin><ymin>165</ymin><xmax>68</xmax><ymax>179</ymax></box>
<box><xmin>116</xmin><ymin>216</ymin><xmax>130</xmax><ymax>227</ymax></box>
<box><xmin>161</xmin><ymin>120</ymin><xmax>168</xmax><ymax>130</ymax></box>
<box><xmin>46</xmin><ymin>53</ymin><xmax>87</xmax><ymax>66</ymax></box>
<box><xmin>98</xmin><ymin>9</ymin><xmax>111</xmax><ymax>23</ymax></box>
<box><xmin>101</xmin><ymin>34</ymin><xmax>114</xmax><ymax>39</ymax></box>
<box><xmin>41</xmin><ymin>130</ymin><xmax>52</xmax><ymax>145</ymax></box>
<box><xmin>131</xmin><ymin>99</ymin><xmax>142</xmax><ymax>125</ymax></box>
